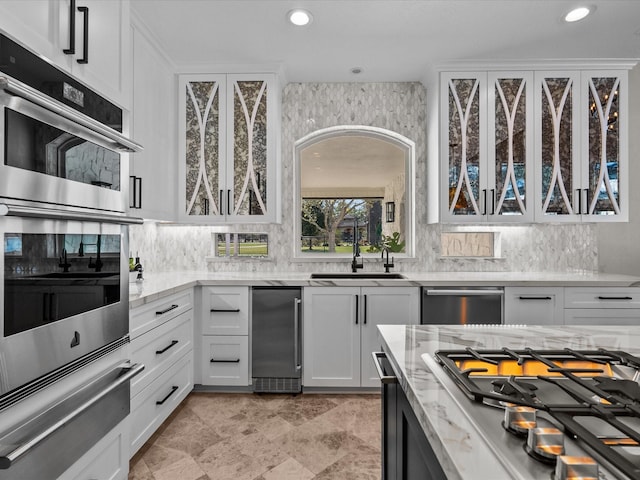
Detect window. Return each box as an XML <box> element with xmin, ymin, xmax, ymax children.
<box><xmin>294</xmin><ymin>126</ymin><xmax>414</xmax><ymax>257</ymax></box>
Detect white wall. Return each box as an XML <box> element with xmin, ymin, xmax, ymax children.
<box><xmin>597</xmin><ymin>64</ymin><xmax>640</xmax><ymax>274</ymax></box>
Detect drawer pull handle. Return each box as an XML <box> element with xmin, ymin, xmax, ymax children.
<box><xmin>597</xmin><ymin>296</ymin><xmax>633</xmax><ymax>300</ymax></box>
<box><xmin>210</xmin><ymin>308</ymin><xmax>240</xmax><ymax>313</ymax></box>
<box><xmin>156</xmin><ymin>304</ymin><xmax>179</xmax><ymax>315</ymax></box>
<box><xmin>156</xmin><ymin>340</ymin><xmax>179</xmax><ymax>355</ymax></box>
<box><xmin>518</xmin><ymin>296</ymin><xmax>552</xmax><ymax>300</ymax></box>
<box><xmin>156</xmin><ymin>386</ymin><xmax>179</xmax><ymax>405</ymax></box>
<box><xmin>210</xmin><ymin>358</ymin><xmax>240</xmax><ymax>363</ymax></box>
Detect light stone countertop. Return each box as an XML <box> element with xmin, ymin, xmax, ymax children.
<box><xmin>377</xmin><ymin>324</ymin><xmax>640</xmax><ymax>480</ymax></box>
<box><xmin>129</xmin><ymin>270</ymin><xmax>640</xmax><ymax>309</ymax></box>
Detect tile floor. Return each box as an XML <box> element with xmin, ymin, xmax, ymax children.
<box><xmin>129</xmin><ymin>392</ymin><xmax>382</xmax><ymax>480</ymax></box>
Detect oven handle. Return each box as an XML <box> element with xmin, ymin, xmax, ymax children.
<box><xmin>0</xmin><ymin>362</ymin><xmax>144</xmax><ymax>468</ymax></box>
<box><xmin>372</xmin><ymin>352</ymin><xmax>398</xmax><ymax>384</ymax></box>
<box><xmin>425</xmin><ymin>289</ymin><xmax>504</xmax><ymax>296</ymax></box>
<box><xmin>0</xmin><ymin>203</ymin><xmax>143</xmax><ymax>225</ymax></box>
<box><xmin>0</xmin><ymin>75</ymin><xmax>143</xmax><ymax>153</ymax></box>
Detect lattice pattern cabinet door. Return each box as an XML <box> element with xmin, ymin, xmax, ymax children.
<box><xmin>179</xmin><ymin>73</ymin><xmax>279</xmax><ymax>223</ymax></box>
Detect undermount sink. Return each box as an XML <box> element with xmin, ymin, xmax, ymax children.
<box><xmin>310</xmin><ymin>272</ymin><xmax>406</xmax><ymax>279</ymax></box>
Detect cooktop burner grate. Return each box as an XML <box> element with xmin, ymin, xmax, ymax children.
<box><xmin>434</xmin><ymin>348</ymin><xmax>640</xmax><ymax>480</ymax></box>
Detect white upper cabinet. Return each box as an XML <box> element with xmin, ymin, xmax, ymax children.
<box><xmin>0</xmin><ymin>1</ymin><xmax>58</xmax><ymax>62</ymax></box>
<box><xmin>441</xmin><ymin>71</ymin><xmax>534</xmax><ymax>223</ymax></box>
<box><xmin>178</xmin><ymin>73</ymin><xmax>280</xmax><ymax>224</ymax></box>
<box><xmin>535</xmin><ymin>71</ymin><xmax>628</xmax><ymax>222</ymax></box>
<box><xmin>128</xmin><ymin>21</ymin><xmax>176</xmax><ymax>220</ymax></box>
<box><xmin>0</xmin><ymin>0</ymin><xmax>130</xmax><ymax>108</ymax></box>
<box><xmin>63</xmin><ymin>0</ymin><xmax>131</xmax><ymax>108</ymax></box>
<box><xmin>441</xmin><ymin>66</ymin><xmax>629</xmax><ymax>224</ymax></box>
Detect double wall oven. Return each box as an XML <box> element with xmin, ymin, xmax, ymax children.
<box><xmin>0</xmin><ymin>31</ymin><xmax>143</xmax><ymax>478</ymax></box>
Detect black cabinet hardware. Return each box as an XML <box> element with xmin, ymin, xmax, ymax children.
<box><xmin>227</xmin><ymin>189</ymin><xmax>231</xmax><ymax>215</ymax></box>
<box><xmin>363</xmin><ymin>294</ymin><xmax>367</xmax><ymax>324</ymax></box>
<box><xmin>490</xmin><ymin>188</ymin><xmax>496</xmax><ymax>215</ymax></box>
<box><xmin>576</xmin><ymin>189</ymin><xmax>582</xmax><ymax>214</ymax></box>
<box><xmin>155</xmin><ymin>340</ymin><xmax>179</xmax><ymax>355</ymax></box>
<box><xmin>203</xmin><ymin>197</ymin><xmax>209</xmax><ymax>215</ymax></box>
<box><xmin>156</xmin><ymin>304</ymin><xmax>179</xmax><ymax>315</ymax></box>
<box><xmin>129</xmin><ymin>176</ymin><xmax>142</xmax><ymax>209</ymax></box>
<box><xmin>63</xmin><ymin>0</ymin><xmax>76</xmax><ymax>55</ymax></box>
<box><xmin>77</xmin><ymin>5</ymin><xmax>89</xmax><ymax>64</ymax></box>
<box><xmin>518</xmin><ymin>296</ymin><xmax>553</xmax><ymax>300</ymax></box>
<box><xmin>482</xmin><ymin>189</ymin><xmax>487</xmax><ymax>215</ymax></box>
<box><xmin>210</xmin><ymin>308</ymin><xmax>240</xmax><ymax>313</ymax></box>
<box><xmin>155</xmin><ymin>385</ymin><xmax>178</xmax><ymax>405</ymax></box>
<box><xmin>355</xmin><ymin>294</ymin><xmax>359</xmax><ymax>325</ymax></box>
<box><xmin>598</xmin><ymin>296</ymin><xmax>633</xmax><ymax>300</ymax></box>
<box><xmin>219</xmin><ymin>189</ymin><xmax>223</xmax><ymax>215</ymax></box>
<box><xmin>210</xmin><ymin>358</ymin><xmax>240</xmax><ymax>363</ymax></box>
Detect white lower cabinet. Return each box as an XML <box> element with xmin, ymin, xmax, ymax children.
<box><xmin>564</xmin><ymin>309</ymin><xmax>640</xmax><ymax>325</ymax></box>
<box><xmin>504</xmin><ymin>287</ymin><xmax>564</xmax><ymax>325</ymax></box>
<box><xmin>129</xmin><ymin>289</ymin><xmax>194</xmax><ymax>457</ymax></box>
<box><xmin>564</xmin><ymin>287</ymin><xmax>640</xmax><ymax>325</ymax></box>
<box><xmin>60</xmin><ymin>418</ymin><xmax>130</xmax><ymax>480</ymax></box>
<box><xmin>197</xmin><ymin>286</ymin><xmax>250</xmax><ymax>387</ymax></box>
<box><xmin>303</xmin><ymin>286</ymin><xmax>420</xmax><ymax>388</ymax></box>
<box><xmin>130</xmin><ymin>353</ymin><xmax>193</xmax><ymax>455</ymax></box>
<box><xmin>200</xmin><ymin>335</ymin><xmax>249</xmax><ymax>386</ymax></box>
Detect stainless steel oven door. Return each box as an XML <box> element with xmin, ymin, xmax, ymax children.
<box><xmin>0</xmin><ymin>84</ymin><xmax>130</xmax><ymax>213</ymax></box>
<box><xmin>0</xmin><ymin>215</ymin><xmax>129</xmax><ymax>397</ymax></box>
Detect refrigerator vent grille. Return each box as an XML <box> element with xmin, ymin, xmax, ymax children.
<box><xmin>253</xmin><ymin>377</ymin><xmax>301</xmax><ymax>393</ymax></box>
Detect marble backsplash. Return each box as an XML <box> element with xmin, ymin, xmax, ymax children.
<box><xmin>129</xmin><ymin>82</ymin><xmax>599</xmax><ymax>275</ymax></box>
<box><xmin>129</xmin><ymin>221</ymin><xmax>598</xmax><ymax>275</ymax></box>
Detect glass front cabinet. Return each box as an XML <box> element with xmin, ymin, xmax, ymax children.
<box><xmin>178</xmin><ymin>73</ymin><xmax>279</xmax><ymax>223</ymax></box>
<box><xmin>441</xmin><ymin>68</ymin><xmax>628</xmax><ymax>223</ymax></box>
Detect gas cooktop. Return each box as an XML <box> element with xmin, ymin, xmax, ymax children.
<box><xmin>425</xmin><ymin>348</ymin><xmax>640</xmax><ymax>480</ymax></box>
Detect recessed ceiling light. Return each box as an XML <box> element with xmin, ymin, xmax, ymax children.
<box><xmin>288</xmin><ymin>9</ymin><xmax>313</xmax><ymax>26</ymax></box>
<box><xmin>564</xmin><ymin>6</ymin><xmax>591</xmax><ymax>22</ymax></box>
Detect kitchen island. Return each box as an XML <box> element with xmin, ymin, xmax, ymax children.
<box><xmin>376</xmin><ymin>324</ymin><xmax>640</xmax><ymax>480</ymax></box>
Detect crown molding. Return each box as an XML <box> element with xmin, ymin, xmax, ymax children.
<box><xmin>433</xmin><ymin>58</ymin><xmax>639</xmax><ymax>72</ymax></box>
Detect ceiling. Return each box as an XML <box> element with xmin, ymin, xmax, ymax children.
<box><xmin>300</xmin><ymin>135</ymin><xmax>405</xmax><ymax>197</ymax></box>
<box><xmin>131</xmin><ymin>0</ymin><xmax>640</xmax><ymax>83</ymax></box>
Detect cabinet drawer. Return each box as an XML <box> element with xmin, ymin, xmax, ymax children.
<box><xmin>130</xmin><ymin>311</ymin><xmax>193</xmax><ymax>398</ymax></box>
<box><xmin>200</xmin><ymin>336</ymin><xmax>249</xmax><ymax>386</ymax></box>
<box><xmin>130</xmin><ymin>289</ymin><xmax>193</xmax><ymax>339</ymax></box>
<box><xmin>201</xmin><ymin>286</ymin><xmax>249</xmax><ymax>335</ymax></box>
<box><xmin>564</xmin><ymin>309</ymin><xmax>640</xmax><ymax>325</ymax></box>
<box><xmin>504</xmin><ymin>287</ymin><xmax>564</xmax><ymax>325</ymax></box>
<box><xmin>564</xmin><ymin>287</ymin><xmax>640</xmax><ymax>309</ymax></box>
<box><xmin>130</xmin><ymin>352</ymin><xmax>193</xmax><ymax>456</ymax></box>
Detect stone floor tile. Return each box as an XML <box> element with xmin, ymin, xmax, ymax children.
<box><xmin>313</xmin><ymin>450</ymin><xmax>381</xmax><ymax>480</ymax></box>
<box><xmin>255</xmin><ymin>457</ymin><xmax>316</xmax><ymax>480</ymax></box>
<box><xmin>150</xmin><ymin>457</ymin><xmax>209</xmax><ymax>480</ymax></box>
<box><xmin>129</xmin><ymin>393</ymin><xmax>382</xmax><ymax>480</ymax></box>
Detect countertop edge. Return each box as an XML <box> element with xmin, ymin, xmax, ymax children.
<box><xmin>129</xmin><ymin>271</ymin><xmax>640</xmax><ymax>307</ymax></box>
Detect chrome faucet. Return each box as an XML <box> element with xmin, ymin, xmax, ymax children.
<box><xmin>382</xmin><ymin>247</ymin><xmax>394</xmax><ymax>273</ymax></box>
<box><xmin>351</xmin><ymin>217</ymin><xmax>363</xmax><ymax>273</ymax></box>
